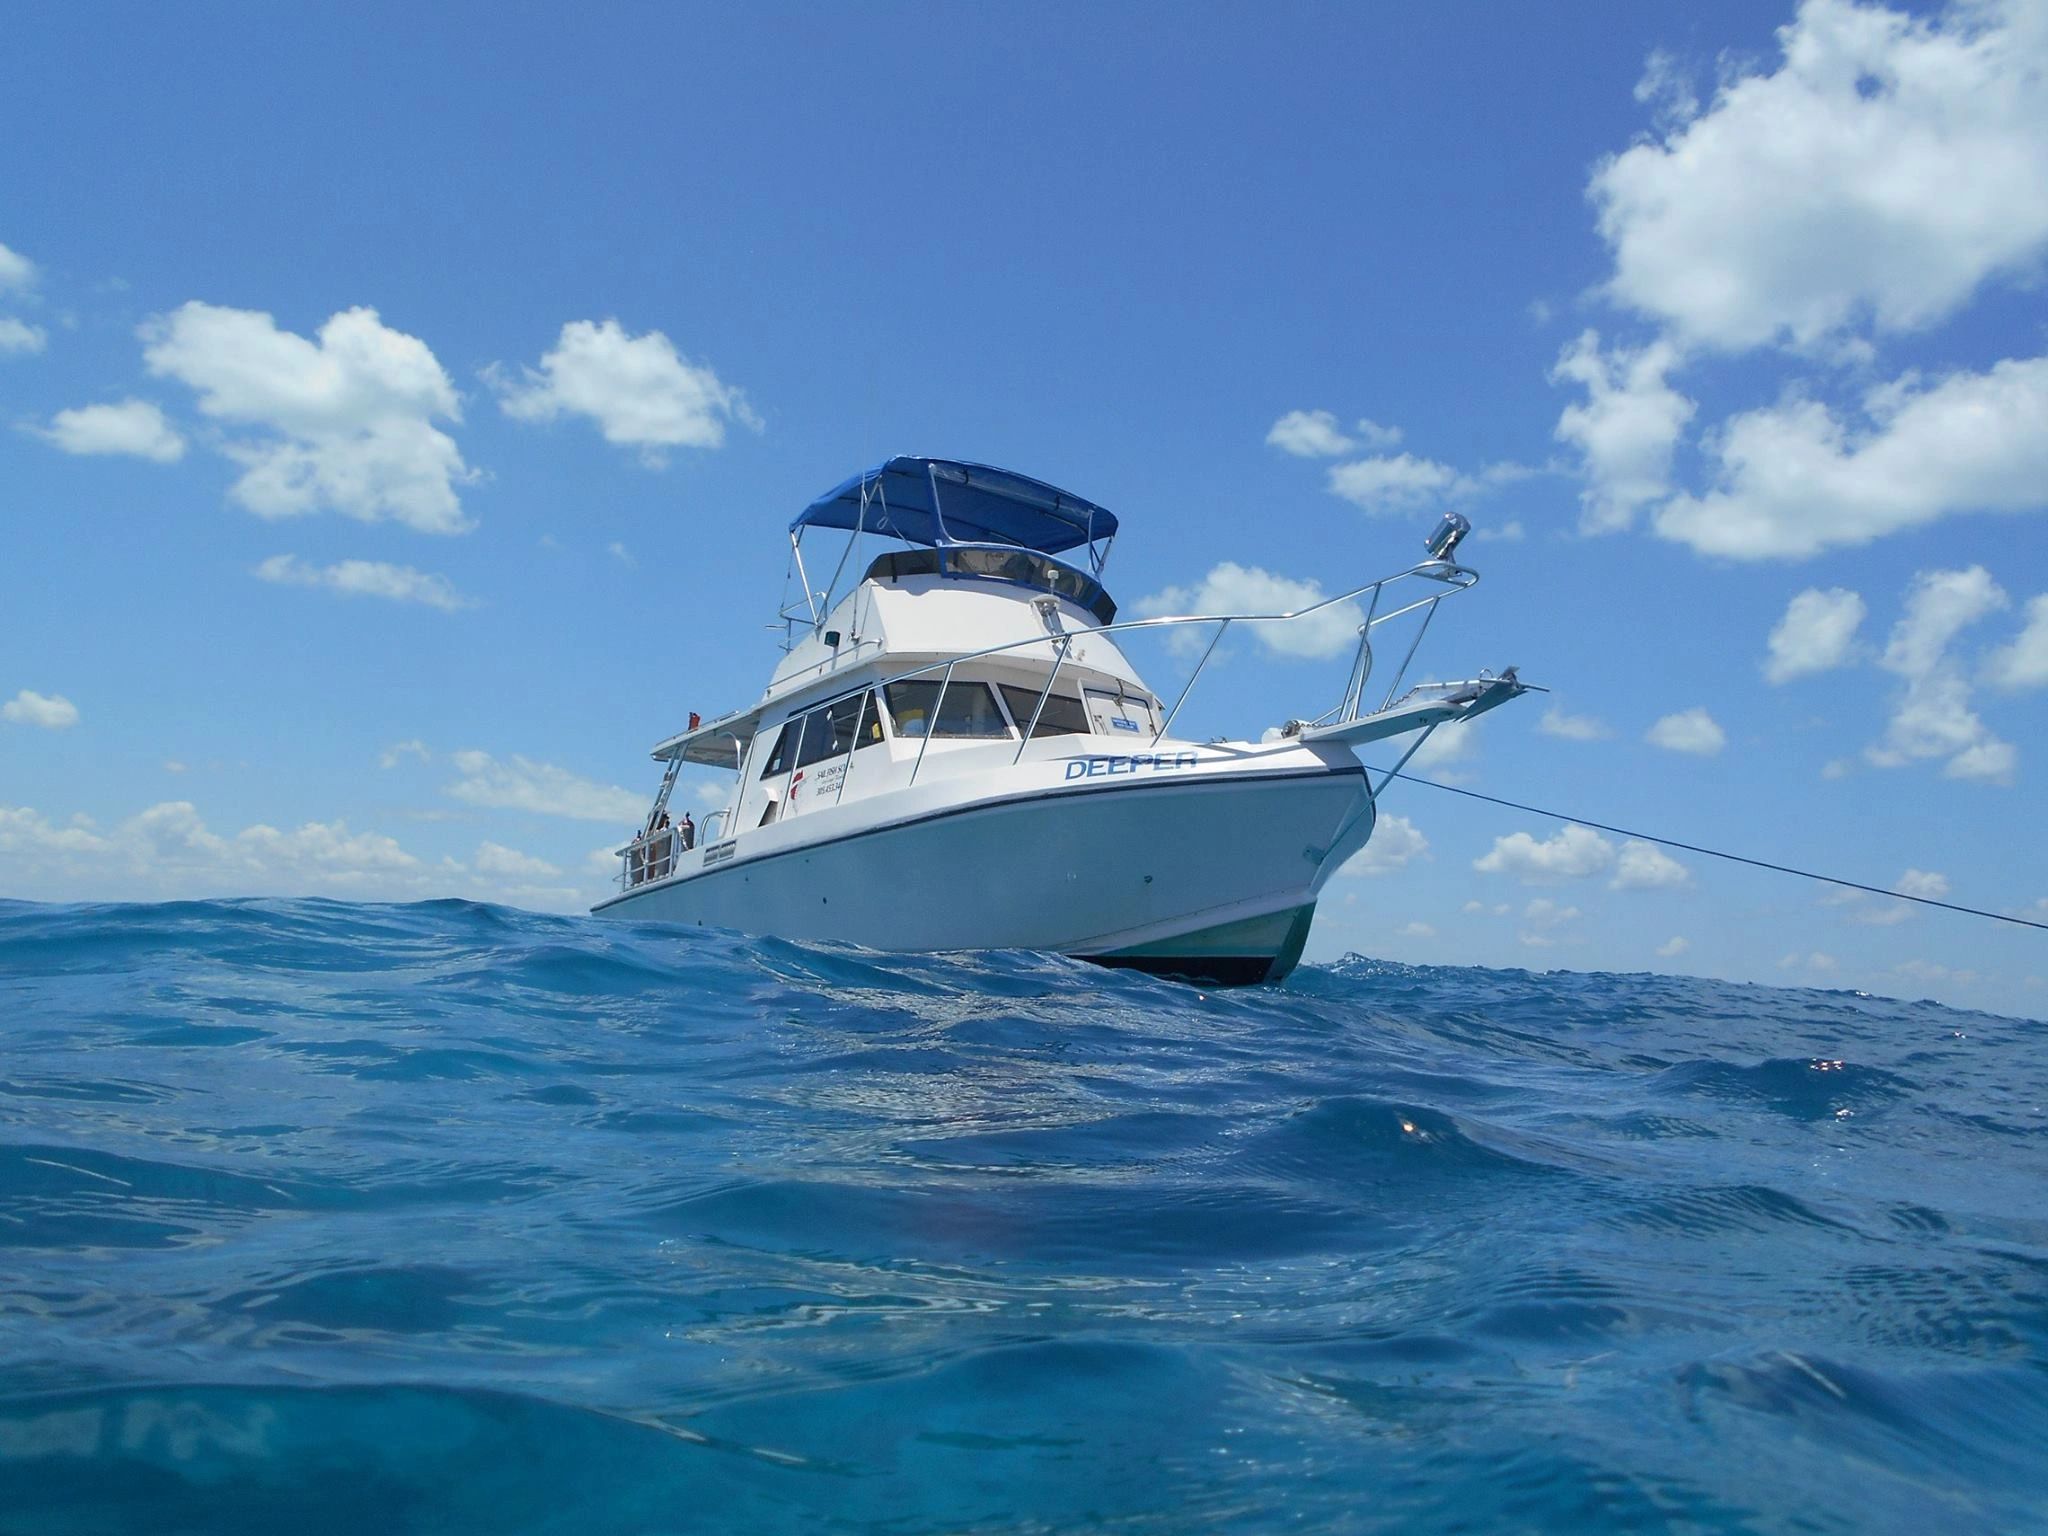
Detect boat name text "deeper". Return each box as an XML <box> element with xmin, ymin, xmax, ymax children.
<box><xmin>1062</xmin><ymin>751</ymin><xmax>1200</xmax><ymax>780</ymax></box>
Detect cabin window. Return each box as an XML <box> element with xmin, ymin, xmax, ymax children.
<box><xmin>760</xmin><ymin>718</ymin><xmax>801</xmax><ymax>778</ymax></box>
<box><xmin>795</xmin><ymin>690</ymin><xmax>883</xmax><ymax>769</ymax></box>
<box><xmin>884</xmin><ymin>680</ymin><xmax>1010</xmax><ymax>739</ymax></box>
<box><xmin>998</xmin><ymin>683</ymin><xmax>1091</xmax><ymax>738</ymax></box>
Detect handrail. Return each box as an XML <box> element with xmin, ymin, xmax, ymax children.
<box><xmin>879</xmin><ymin>558</ymin><xmax>1477</xmax><ymax>784</ymax></box>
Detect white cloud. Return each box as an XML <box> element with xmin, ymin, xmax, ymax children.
<box><xmin>1340</xmin><ymin>812</ymin><xmax>1428</xmax><ymax>876</ymax></box>
<box><xmin>1551</xmin><ymin>331</ymin><xmax>1695</xmax><ymax>533</ymax></box>
<box><xmin>1893</xmin><ymin>957</ymin><xmax>1976</xmax><ymax>986</ymax></box>
<box><xmin>1405</xmin><ymin>722</ymin><xmax>1480</xmax><ymax>784</ymax></box>
<box><xmin>1522</xmin><ymin>897</ymin><xmax>1581</xmax><ymax>929</ymax></box>
<box><xmin>142</xmin><ymin>301</ymin><xmax>476</xmax><ymax>534</ymax></box>
<box><xmin>1655</xmin><ymin>357</ymin><xmax>2048</xmax><ymax>559</ymax></box>
<box><xmin>34</xmin><ymin>399</ymin><xmax>186</xmax><ymax>462</ymax></box>
<box><xmin>380</xmin><ymin>739</ymin><xmax>431</xmax><ymax>769</ymax></box>
<box><xmin>1765</xmin><ymin>587</ymin><xmax>1867</xmax><ymax>682</ymax></box>
<box><xmin>2</xmin><ymin>798</ymin><xmax>598</xmax><ymax>910</ymax></box>
<box><xmin>1266</xmin><ymin>409</ymin><xmax>1354</xmax><ymax>457</ymax></box>
<box><xmin>607</xmin><ymin>540</ymin><xmax>634</xmax><ymax>566</ymax></box>
<box><xmin>1354</xmin><ymin>418</ymin><xmax>1404</xmax><ymax>450</ymax></box>
<box><xmin>1539</xmin><ymin>705</ymin><xmax>1612</xmax><ymax>741</ymax></box>
<box><xmin>1867</xmin><ymin>565</ymin><xmax>2015</xmax><ymax>783</ymax></box>
<box><xmin>1656</xmin><ymin>935</ymin><xmax>1691</xmax><ymax>958</ymax></box>
<box><xmin>1780</xmin><ymin>950</ymin><xmax>1839</xmax><ymax>974</ymax></box>
<box><xmin>1398</xmin><ymin>921</ymin><xmax>1437</xmax><ymax>940</ymax></box>
<box><xmin>1134</xmin><ymin>562</ymin><xmax>1363</xmax><ymax>660</ymax></box>
<box><xmin>0</xmin><ymin>806</ymin><xmax>110</xmax><ymax>858</ymax></box>
<box><xmin>0</xmin><ymin>241</ymin><xmax>34</xmax><ymax>293</ymax></box>
<box><xmin>473</xmin><ymin>840</ymin><xmax>562</xmax><ymax>879</ymax></box>
<box><xmin>1612</xmin><ymin>840</ymin><xmax>1691</xmax><ymax>890</ymax></box>
<box><xmin>255</xmin><ymin>554</ymin><xmax>469</xmax><ymax>612</ymax></box>
<box><xmin>1590</xmin><ymin>0</ymin><xmax>2048</xmax><ymax>352</ymax></box>
<box><xmin>1474</xmin><ymin>823</ymin><xmax>1615</xmax><ymax>883</ymax></box>
<box><xmin>1646</xmin><ymin>707</ymin><xmax>1726</xmax><ymax>755</ymax></box>
<box><xmin>490</xmin><ymin>318</ymin><xmax>759</xmax><ymax>465</ymax></box>
<box><xmin>1895</xmin><ymin>867</ymin><xmax>1950</xmax><ymax>899</ymax></box>
<box><xmin>0</xmin><ymin>316</ymin><xmax>46</xmax><ymax>355</ymax></box>
<box><xmin>1518</xmin><ymin>897</ymin><xmax>1583</xmax><ymax>947</ymax></box>
<box><xmin>445</xmin><ymin>750</ymin><xmax>645</xmax><ymax>823</ymax></box>
<box><xmin>3</xmin><ymin>689</ymin><xmax>79</xmax><ymax>729</ymax></box>
<box><xmin>1986</xmin><ymin>594</ymin><xmax>2048</xmax><ymax>689</ymax></box>
<box><xmin>1326</xmin><ymin>453</ymin><xmax>1461</xmax><ymax>515</ymax></box>
<box><xmin>1634</xmin><ymin>48</ymin><xmax>1701</xmax><ymax>129</ymax></box>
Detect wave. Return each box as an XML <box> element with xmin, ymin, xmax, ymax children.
<box><xmin>1</xmin><ymin>897</ymin><xmax>2042</xmax><ymax>1534</ymax></box>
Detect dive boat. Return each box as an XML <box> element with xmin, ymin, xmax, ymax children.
<box><xmin>593</xmin><ymin>456</ymin><xmax>1531</xmax><ymax>984</ymax></box>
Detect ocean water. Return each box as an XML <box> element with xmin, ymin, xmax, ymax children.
<box><xmin>0</xmin><ymin>899</ymin><xmax>2043</xmax><ymax>1535</ymax></box>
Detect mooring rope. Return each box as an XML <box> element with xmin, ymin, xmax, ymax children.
<box><xmin>1364</xmin><ymin>766</ymin><xmax>2048</xmax><ymax>934</ymax></box>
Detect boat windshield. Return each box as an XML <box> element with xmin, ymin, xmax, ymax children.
<box><xmin>863</xmin><ymin>546</ymin><xmax>1117</xmax><ymax>625</ymax></box>
<box><xmin>884</xmin><ymin>680</ymin><xmax>1011</xmax><ymax>739</ymax></box>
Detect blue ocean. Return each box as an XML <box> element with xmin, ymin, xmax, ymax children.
<box><xmin>1</xmin><ymin>898</ymin><xmax>2042</xmax><ymax>1534</ymax></box>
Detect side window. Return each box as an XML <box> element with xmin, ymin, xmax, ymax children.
<box><xmin>760</xmin><ymin>718</ymin><xmax>800</xmax><ymax>778</ymax></box>
<box><xmin>794</xmin><ymin>691</ymin><xmax>884</xmax><ymax>769</ymax></box>
<box><xmin>885</xmin><ymin>681</ymin><xmax>1010</xmax><ymax>739</ymax></box>
<box><xmin>999</xmin><ymin>683</ymin><xmax>1090</xmax><ymax>738</ymax></box>
<box><xmin>851</xmin><ymin>690</ymin><xmax>885</xmax><ymax>750</ymax></box>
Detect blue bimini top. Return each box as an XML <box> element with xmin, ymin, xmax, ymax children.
<box><xmin>791</xmin><ymin>456</ymin><xmax>1118</xmax><ymax>560</ymax></box>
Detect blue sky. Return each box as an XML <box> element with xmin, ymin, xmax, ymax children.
<box><xmin>4</xmin><ymin>0</ymin><xmax>2045</xmax><ymax>1017</ymax></box>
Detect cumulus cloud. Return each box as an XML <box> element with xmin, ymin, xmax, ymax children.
<box><xmin>1407</xmin><ymin>721</ymin><xmax>1479</xmax><ymax>782</ymax></box>
<box><xmin>0</xmin><ymin>317</ymin><xmax>46</xmax><ymax>355</ymax></box>
<box><xmin>1780</xmin><ymin>951</ymin><xmax>1839</xmax><ymax>974</ymax></box>
<box><xmin>1340</xmin><ymin>812</ymin><xmax>1428</xmax><ymax>876</ymax></box>
<box><xmin>490</xmin><ymin>319</ymin><xmax>759</xmax><ymax>465</ymax></box>
<box><xmin>33</xmin><ymin>399</ymin><xmax>186</xmax><ymax>462</ymax></box>
<box><xmin>473</xmin><ymin>840</ymin><xmax>562</xmax><ymax>879</ymax></box>
<box><xmin>1612</xmin><ymin>839</ymin><xmax>1690</xmax><ymax>890</ymax></box>
<box><xmin>1134</xmin><ymin>562</ymin><xmax>1364</xmax><ymax>660</ymax></box>
<box><xmin>445</xmin><ymin>750</ymin><xmax>644</xmax><ymax>823</ymax></box>
<box><xmin>0</xmin><ymin>241</ymin><xmax>34</xmax><ymax>293</ymax></box>
<box><xmin>1656</xmin><ymin>935</ymin><xmax>1691</xmax><ymax>958</ymax></box>
<box><xmin>1867</xmin><ymin>566</ymin><xmax>2015</xmax><ymax>783</ymax></box>
<box><xmin>0</xmin><ymin>798</ymin><xmax>590</xmax><ymax>909</ymax></box>
<box><xmin>1897</xmin><ymin>868</ymin><xmax>1951</xmax><ymax>899</ymax></box>
<box><xmin>142</xmin><ymin>301</ymin><xmax>476</xmax><ymax>534</ymax></box>
<box><xmin>1266</xmin><ymin>409</ymin><xmax>1354</xmax><ymax>457</ymax></box>
<box><xmin>1518</xmin><ymin>897</ymin><xmax>1584</xmax><ymax>947</ymax></box>
<box><xmin>1645</xmin><ymin>707</ymin><xmax>1726</xmax><ymax>755</ymax></box>
<box><xmin>2</xmin><ymin>798</ymin><xmax>415</xmax><ymax>892</ymax></box>
<box><xmin>1986</xmin><ymin>594</ymin><xmax>2048</xmax><ymax>690</ymax></box>
<box><xmin>1474</xmin><ymin>823</ymin><xmax>1615</xmax><ymax>883</ymax></box>
<box><xmin>1765</xmin><ymin>587</ymin><xmax>1867</xmax><ymax>682</ymax></box>
<box><xmin>1551</xmin><ymin>331</ymin><xmax>1695</xmax><ymax>533</ymax></box>
<box><xmin>3</xmin><ymin>689</ymin><xmax>80</xmax><ymax>729</ymax></box>
<box><xmin>1539</xmin><ymin>705</ymin><xmax>1612</xmax><ymax>741</ymax></box>
<box><xmin>1655</xmin><ymin>357</ymin><xmax>2048</xmax><ymax>559</ymax></box>
<box><xmin>1555</xmin><ymin>2</ymin><xmax>2048</xmax><ymax>564</ymax></box>
<box><xmin>255</xmin><ymin>554</ymin><xmax>469</xmax><ymax>612</ymax></box>
<box><xmin>1325</xmin><ymin>453</ymin><xmax>1463</xmax><ymax>515</ymax></box>
<box><xmin>1590</xmin><ymin>0</ymin><xmax>2048</xmax><ymax>352</ymax></box>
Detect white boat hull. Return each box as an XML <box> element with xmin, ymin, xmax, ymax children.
<box><xmin>595</xmin><ymin>746</ymin><xmax>1373</xmax><ymax>985</ymax></box>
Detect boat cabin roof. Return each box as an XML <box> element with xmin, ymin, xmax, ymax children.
<box><xmin>863</xmin><ymin>546</ymin><xmax>1117</xmax><ymax>626</ymax></box>
<box><xmin>792</xmin><ymin>456</ymin><xmax>1118</xmax><ymax>560</ymax></box>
